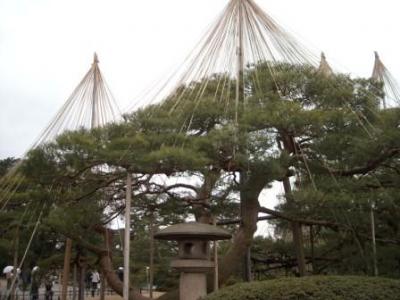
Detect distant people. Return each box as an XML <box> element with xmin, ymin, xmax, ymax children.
<box><xmin>117</xmin><ymin>267</ymin><xmax>123</xmax><ymax>282</ymax></box>
<box><xmin>44</xmin><ymin>276</ymin><xmax>53</xmax><ymax>300</ymax></box>
<box><xmin>4</xmin><ymin>269</ymin><xmax>13</xmax><ymax>300</ymax></box>
<box><xmin>91</xmin><ymin>270</ymin><xmax>100</xmax><ymax>297</ymax></box>
<box><xmin>4</xmin><ymin>267</ymin><xmax>20</xmax><ymax>300</ymax></box>
<box><xmin>5</xmin><ymin>270</ymin><xmax>13</xmax><ymax>290</ymax></box>
<box><xmin>30</xmin><ymin>267</ymin><xmax>40</xmax><ymax>300</ymax></box>
<box><xmin>85</xmin><ymin>271</ymin><xmax>92</xmax><ymax>293</ymax></box>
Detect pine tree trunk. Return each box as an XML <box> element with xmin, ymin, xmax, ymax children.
<box><xmin>243</xmin><ymin>248</ymin><xmax>252</xmax><ymax>281</ymax></box>
<box><xmin>99</xmin><ymin>254</ymin><xmax>149</xmax><ymax>300</ymax></box>
<box><xmin>292</xmin><ymin>221</ymin><xmax>306</xmax><ymax>276</ymax></box>
<box><xmin>240</xmin><ymin>171</ymin><xmax>253</xmax><ymax>282</ymax></box>
<box><xmin>283</xmin><ymin>176</ymin><xmax>306</xmax><ymax>276</ymax></box>
<box><xmin>96</xmin><ymin>172</ymin><xmax>265</xmax><ymax>300</ymax></box>
<box><xmin>97</xmin><ymin>227</ymin><xmax>149</xmax><ymax>300</ymax></box>
<box><xmin>218</xmin><ymin>179</ymin><xmax>261</xmax><ymax>284</ymax></box>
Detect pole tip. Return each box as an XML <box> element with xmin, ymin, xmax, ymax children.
<box><xmin>374</xmin><ymin>51</ymin><xmax>379</xmax><ymax>59</ymax></box>
<box><xmin>93</xmin><ymin>52</ymin><xmax>99</xmax><ymax>64</ymax></box>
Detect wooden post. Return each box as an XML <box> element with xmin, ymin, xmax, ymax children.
<box><xmin>292</xmin><ymin>221</ymin><xmax>306</xmax><ymax>276</ymax></box>
<box><xmin>213</xmin><ymin>218</ymin><xmax>219</xmax><ymax>292</ymax></box>
<box><xmin>370</xmin><ymin>204</ymin><xmax>379</xmax><ymax>276</ymax></box>
<box><xmin>100</xmin><ymin>270</ymin><xmax>106</xmax><ymax>300</ymax></box>
<box><xmin>72</xmin><ymin>263</ymin><xmax>77</xmax><ymax>300</ymax></box>
<box><xmin>310</xmin><ymin>225</ymin><xmax>315</xmax><ymax>274</ymax></box>
<box><xmin>62</xmin><ymin>239</ymin><xmax>73</xmax><ymax>300</ymax></box>
<box><xmin>78</xmin><ymin>263</ymin><xmax>85</xmax><ymax>300</ymax></box>
<box><xmin>149</xmin><ymin>210</ymin><xmax>155</xmax><ymax>299</ymax></box>
<box><xmin>123</xmin><ymin>173</ymin><xmax>132</xmax><ymax>300</ymax></box>
<box><xmin>11</xmin><ymin>226</ymin><xmax>19</xmax><ymax>300</ymax></box>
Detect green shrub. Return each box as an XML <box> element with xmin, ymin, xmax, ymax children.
<box><xmin>204</xmin><ymin>276</ymin><xmax>400</xmax><ymax>300</ymax></box>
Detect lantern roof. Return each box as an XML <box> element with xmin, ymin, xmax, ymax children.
<box><xmin>154</xmin><ymin>222</ymin><xmax>232</xmax><ymax>241</ymax></box>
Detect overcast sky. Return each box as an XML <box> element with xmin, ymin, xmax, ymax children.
<box><xmin>1</xmin><ymin>0</ymin><xmax>400</xmax><ymax>159</ymax></box>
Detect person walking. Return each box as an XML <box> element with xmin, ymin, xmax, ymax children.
<box><xmin>90</xmin><ymin>270</ymin><xmax>100</xmax><ymax>297</ymax></box>
<box><xmin>4</xmin><ymin>269</ymin><xmax>13</xmax><ymax>300</ymax></box>
<box><xmin>30</xmin><ymin>267</ymin><xmax>40</xmax><ymax>300</ymax></box>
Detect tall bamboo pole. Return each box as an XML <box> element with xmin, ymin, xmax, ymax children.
<box><xmin>123</xmin><ymin>173</ymin><xmax>132</xmax><ymax>300</ymax></box>
<box><xmin>235</xmin><ymin>0</ymin><xmax>252</xmax><ymax>283</ymax></box>
<box><xmin>91</xmin><ymin>53</ymin><xmax>99</xmax><ymax>128</ymax></box>
<box><xmin>235</xmin><ymin>0</ymin><xmax>244</xmax><ymax>126</ymax></box>
<box><xmin>62</xmin><ymin>54</ymin><xmax>99</xmax><ymax>300</ymax></box>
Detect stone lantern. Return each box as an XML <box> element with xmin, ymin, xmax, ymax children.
<box><xmin>154</xmin><ymin>222</ymin><xmax>231</xmax><ymax>300</ymax></box>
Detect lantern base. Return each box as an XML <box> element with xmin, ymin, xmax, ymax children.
<box><xmin>179</xmin><ymin>272</ymin><xmax>207</xmax><ymax>300</ymax></box>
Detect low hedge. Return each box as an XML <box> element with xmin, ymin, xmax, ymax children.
<box><xmin>204</xmin><ymin>276</ymin><xmax>400</xmax><ymax>300</ymax></box>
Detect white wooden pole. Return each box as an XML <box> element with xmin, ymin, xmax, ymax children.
<box><xmin>123</xmin><ymin>173</ymin><xmax>132</xmax><ymax>300</ymax></box>
<box><xmin>234</xmin><ymin>0</ymin><xmax>244</xmax><ymax>126</ymax></box>
<box><xmin>91</xmin><ymin>53</ymin><xmax>99</xmax><ymax>128</ymax></box>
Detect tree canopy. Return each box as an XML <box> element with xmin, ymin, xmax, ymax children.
<box><xmin>1</xmin><ymin>61</ymin><xmax>400</xmax><ymax>299</ymax></box>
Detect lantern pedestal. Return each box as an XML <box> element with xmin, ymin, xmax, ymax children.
<box><xmin>154</xmin><ymin>222</ymin><xmax>231</xmax><ymax>300</ymax></box>
<box><xmin>180</xmin><ymin>272</ymin><xmax>207</xmax><ymax>300</ymax></box>
<box><xmin>172</xmin><ymin>259</ymin><xmax>214</xmax><ymax>300</ymax></box>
